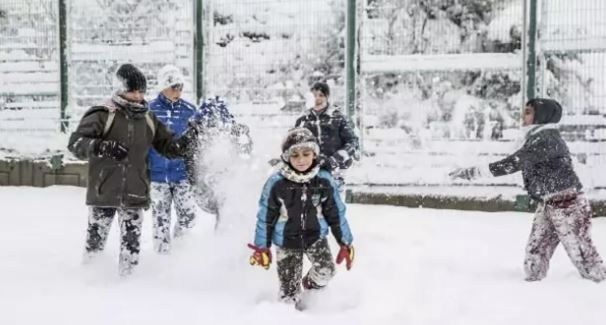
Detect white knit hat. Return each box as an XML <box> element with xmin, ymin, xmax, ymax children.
<box><xmin>156</xmin><ymin>65</ymin><xmax>185</xmax><ymax>91</ymax></box>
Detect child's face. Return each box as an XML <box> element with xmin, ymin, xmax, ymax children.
<box><xmin>289</xmin><ymin>149</ymin><xmax>315</xmax><ymax>172</ymax></box>
<box><xmin>312</xmin><ymin>90</ymin><xmax>328</xmax><ymax>110</ymax></box>
<box><xmin>122</xmin><ymin>90</ymin><xmax>146</xmax><ymax>103</ymax></box>
<box><xmin>162</xmin><ymin>83</ymin><xmax>183</xmax><ymax>102</ymax></box>
<box><xmin>522</xmin><ymin>105</ymin><xmax>535</xmax><ymax>126</ymax></box>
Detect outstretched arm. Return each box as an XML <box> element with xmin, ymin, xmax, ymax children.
<box><xmin>151</xmin><ymin>114</ymin><xmax>198</xmax><ymax>159</ymax></box>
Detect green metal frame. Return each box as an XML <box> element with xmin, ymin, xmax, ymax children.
<box><xmin>194</xmin><ymin>0</ymin><xmax>204</xmax><ymax>104</ymax></box>
<box><xmin>345</xmin><ymin>0</ymin><xmax>357</xmax><ymax>128</ymax></box>
<box><xmin>526</xmin><ymin>0</ymin><xmax>538</xmax><ymax>101</ymax></box>
<box><xmin>58</xmin><ymin>0</ymin><xmax>68</xmax><ymax>132</ymax></box>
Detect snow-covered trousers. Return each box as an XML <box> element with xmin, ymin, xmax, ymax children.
<box><xmin>276</xmin><ymin>238</ymin><xmax>336</xmax><ymax>303</ymax></box>
<box><xmin>84</xmin><ymin>207</ymin><xmax>143</xmax><ymax>276</ymax></box>
<box><xmin>151</xmin><ymin>181</ymin><xmax>197</xmax><ymax>254</ymax></box>
<box><xmin>524</xmin><ymin>193</ymin><xmax>606</xmax><ymax>282</ymax></box>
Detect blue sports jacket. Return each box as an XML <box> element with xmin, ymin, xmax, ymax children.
<box><xmin>148</xmin><ymin>93</ymin><xmax>197</xmax><ymax>183</ymax></box>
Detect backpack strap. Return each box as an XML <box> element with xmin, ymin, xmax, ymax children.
<box><xmin>100</xmin><ymin>108</ymin><xmax>156</xmax><ymax>138</ymax></box>
<box><xmin>102</xmin><ymin>110</ymin><xmax>116</xmax><ymax>138</ymax></box>
<box><xmin>145</xmin><ymin>111</ymin><xmax>156</xmax><ymax>137</ymax></box>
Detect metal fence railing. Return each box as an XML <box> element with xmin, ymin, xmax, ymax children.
<box><xmin>0</xmin><ymin>0</ymin><xmax>60</xmax><ymax>142</ymax></box>
<box><xmin>355</xmin><ymin>0</ymin><xmax>524</xmax><ymax>187</ymax></box>
<box><xmin>202</xmin><ymin>0</ymin><xmax>347</xmax><ymax>159</ymax></box>
<box><xmin>535</xmin><ymin>0</ymin><xmax>606</xmax><ymax>189</ymax></box>
<box><xmin>67</xmin><ymin>0</ymin><xmax>195</xmax><ymax>126</ymax></box>
<box><xmin>1</xmin><ymin>0</ymin><xmax>606</xmax><ymax>190</ymax></box>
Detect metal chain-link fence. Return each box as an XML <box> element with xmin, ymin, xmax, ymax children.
<box><xmin>203</xmin><ymin>0</ymin><xmax>347</xmax><ymax>159</ymax></box>
<box><xmin>355</xmin><ymin>0</ymin><xmax>524</xmax><ymax>187</ymax></box>
<box><xmin>1</xmin><ymin>0</ymin><xmax>606</xmax><ymax>190</ymax></box>
<box><xmin>536</xmin><ymin>0</ymin><xmax>606</xmax><ymax>189</ymax></box>
<box><xmin>68</xmin><ymin>0</ymin><xmax>195</xmax><ymax>122</ymax></box>
<box><xmin>0</xmin><ymin>0</ymin><xmax>60</xmax><ymax>150</ymax></box>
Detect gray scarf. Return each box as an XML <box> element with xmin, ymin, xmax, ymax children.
<box><xmin>278</xmin><ymin>162</ymin><xmax>320</xmax><ymax>183</ymax></box>
<box><xmin>111</xmin><ymin>91</ymin><xmax>148</xmax><ymax>117</ymax></box>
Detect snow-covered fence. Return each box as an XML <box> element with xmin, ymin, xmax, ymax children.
<box><xmin>353</xmin><ymin>0</ymin><xmax>606</xmax><ymax>191</ymax></box>
<box><xmin>356</xmin><ymin>0</ymin><xmax>526</xmax><ymax>188</ymax></box>
<box><xmin>0</xmin><ymin>0</ymin><xmax>195</xmax><ymax>141</ymax></box>
<box><xmin>2</xmin><ymin>0</ymin><xmax>606</xmax><ymax>193</ymax></box>
<box><xmin>67</xmin><ymin>0</ymin><xmax>195</xmax><ymax>125</ymax></box>
<box><xmin>535</xmin><ymin>0</ymin><xmax>606</xmax><ymax>175</ymax></box>
<box><xmin>203</xmin><ymin>0</ymin><xmax>346</xmax><ymax>109</ymax></box>
<box><xmin>0</xmin><ymin>0</ymin><xmax>61</xmax><ymax>140</ymax></box>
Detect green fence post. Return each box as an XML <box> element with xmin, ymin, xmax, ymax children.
<box><xmin>346</xmin><ymin>0</ymin><xmax>357</xmax><ymax>128</ymax></box>
<box><xmin>526</xmin><ymin>0</ymin><xmax>537</xmax><ymax>101</ymax></box>
<box><xmin>58</xmin><ymin>0</ymin><xmax>68</xmax><ymax>132</ymax></box>
<box><xmin>194</xmin><ymin>0</ymin><xmax>204</xmax><ymax>104</ymax></box>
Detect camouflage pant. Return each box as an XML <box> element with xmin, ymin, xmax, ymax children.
<box><xmin>151</xmin><ymin>181</ymin><xmax>197</xmax><ymax>254</ymax></box>
<box><xmin>524</xmin><ymin>195</ymin><xmax>606</xmax><ymax>282</ymax></box>
<box><xmin>276</xmin><ymin>238</ymin><xmax>336</xmax><ymax>303</ymax></box>
<box><xmin>85</xmin><ymin>207</ymin><xmax>143</xmax><ymax>276</ymax></box>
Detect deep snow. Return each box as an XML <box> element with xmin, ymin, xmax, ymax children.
<box><xmin>1</xmin><ymin>186</ymin><xmax>605</xmax><ymax>325</ymax></box>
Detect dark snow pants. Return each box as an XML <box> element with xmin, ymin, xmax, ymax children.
<box><xmin>151</xmin><ymin>181</ymin><xmax>197</xmax><ymax>253</ymax></box>
<box><xmin>524</xmin><ymin>193</ymin><xmax>606</xmax><ymax>282</ymax></box>
<box><xmin>85</xmin><ymin>207</ymin><xmax>143</xmax><ymax>276</ymax></box>
<box><xmin>276</xmin><ymin>238</ymin><xmax>336</xmax><ymax>303</ymax></box>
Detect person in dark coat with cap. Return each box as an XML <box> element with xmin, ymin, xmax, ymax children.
<box><xmin>294</xmin><ymin>82</ymin><xmax>359</xmax><ymax>191</ymax></box>
<box><xmin>450</xmin><ymin>98</ymin><xmax>606</xmax><ymax>282</ymax></box>
<box><xmin>68</xmin><ymin>63</ymin><xmax>201</xmax><ymax>276</ymax></box>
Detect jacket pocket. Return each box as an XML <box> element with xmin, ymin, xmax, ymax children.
<box><xmin>96</xmin><ymin>167</ymin><xmax>117</xmax><ymax>196</ymax></box>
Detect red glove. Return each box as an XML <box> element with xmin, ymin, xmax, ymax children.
<box><xmin>336</xmin><ymin>245</ymin><xmax>354</xmax><ymax>270</ymax></box>
<box><xmin>247</xmin><ymin>243</ymin><xmax>272</xmax><ymax>270</ymax></box>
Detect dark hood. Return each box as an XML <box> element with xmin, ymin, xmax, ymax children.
<box><xmin>527</xmin><ymin>98</ymin><xmax>562</xmax><ymax>124</ymax></box>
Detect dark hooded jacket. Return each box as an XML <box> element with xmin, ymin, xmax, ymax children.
<box><xmin>68</xmin><ymin>97</ymin><xmax>194</xmax><ymax>208</ymax></box>
<box><xmin>294</xmin><ymin>105</ymin><xmax>359</xmax><ymax>170</ymax></box>
<box><xmin>488</xmin><ymin>98</ymin><xmax>582</xmax><ymax>200</ymax></box>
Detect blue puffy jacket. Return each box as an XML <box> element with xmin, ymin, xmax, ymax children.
<box><xmin>148</xmin><ymin>93</ymin><xmax>197</xmax><ymax>183</ymax></box>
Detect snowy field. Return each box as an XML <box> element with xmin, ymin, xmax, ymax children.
<box><xmin>1</xmin><ymin>186</ymin><xmax>606</xmax><ymax>325</ymax></box>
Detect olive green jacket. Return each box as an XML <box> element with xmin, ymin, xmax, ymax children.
<box><xmin>68</xmin><ymin>99</ymin><xmax>194</xmax><ymax>208</ymax></box>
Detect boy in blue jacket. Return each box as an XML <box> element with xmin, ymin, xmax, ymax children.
<box><xmin>450</xmin><ymin>98</ymin><xmax>606</xmax><ymax>282</ymax></box>
<box><xmin>248</xmin><ymin>127</ymin><xmax>355</xmax><ymax>307</ymax></box>
<box><xmin>148</xmin><ymin>65</ymin><xmax>198</xmax><ymax>254</ymax></box>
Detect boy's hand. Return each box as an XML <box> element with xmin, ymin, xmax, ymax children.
<box><xmin>95</xmin><ymin>140</ymin><xmax>128</xmax><ymax>160</ymax></box>
<box><xmin>449</xmin><ymin>167</ymin><xmax>479</xmax><ymax>181</ymax></box>
<box><xmin>247</xmin><ymin>243</ymin><xmax>271</xmax><ymax>270</ymax></box>
<box><xmin>336</xmin><ymin>245</ymin><xmax>354</xmax><ymax>270</ymax></box>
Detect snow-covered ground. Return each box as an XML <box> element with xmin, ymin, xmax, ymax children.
<box><xmin>1</xmin><ymin>186</ymin><xmax>605</xmax><ymax>325</ymax></box>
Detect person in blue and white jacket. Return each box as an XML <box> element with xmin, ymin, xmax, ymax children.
<box><xmin>148</xmin><ymin>65</ymin><xmax>198</xmax><ymax>254</ymax></box>
<box><xmin>247</xmin><ymin>127</ymin><xmax>354</xmax><ymax>308</ymax></box>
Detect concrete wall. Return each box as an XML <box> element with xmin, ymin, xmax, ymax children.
<box><xmin>0</xmin><ymin>158</ymin><xmax>87</xmax><ymax>187</ymax></box>
<box><xmin>347</xmin><ymin>190</ymin><xmax>606</xmax><ymax>217</ymax></box>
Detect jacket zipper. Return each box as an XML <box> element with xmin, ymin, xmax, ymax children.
<box><xmin>300</xmin><ymin>184</ymin><xmax>308</xmax><ymax>248</ymax></box>
<box><xmin>165</xmin><ymin>104</ymin><xmax>173</xmax><ymax>183</ymax></box>
<box><xmin>121</xmin><ymin>115</ymin><xmax>133</xmax><ymax>205</ymax></box>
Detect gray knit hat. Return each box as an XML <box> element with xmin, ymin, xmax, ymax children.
<box><xmin>281</xmin><ymin>127</ymin><xmax>320</xmax><ymax>162</ymax></box>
